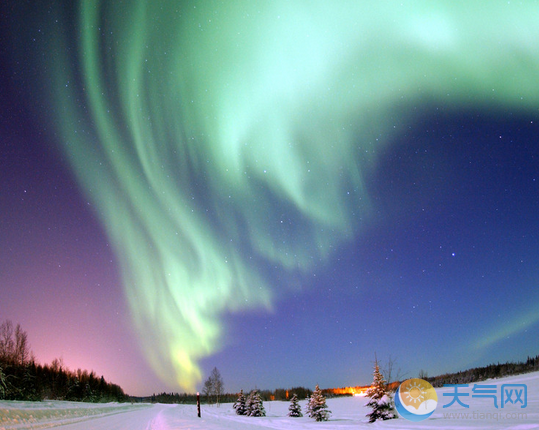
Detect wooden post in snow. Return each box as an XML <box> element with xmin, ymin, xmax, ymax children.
<box><xmin>197</xmin><ymin>392</ymin><xmax>201</xmax><ymax>417</ymax></box>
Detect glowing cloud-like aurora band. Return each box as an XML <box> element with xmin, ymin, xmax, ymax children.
<box><xmin>45</xmin><ymin>1</ymin><xmax>539</xmax><ymax>390</ymax></box>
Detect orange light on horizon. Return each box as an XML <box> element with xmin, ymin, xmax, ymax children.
<box><xmin>323</xmin><ymin>385</ymin><xmax>372</xmax><ymax>397</ymax></box>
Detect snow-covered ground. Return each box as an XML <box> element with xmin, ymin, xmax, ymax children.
<box><xmin>1</xmin><ymin>371</ymin><xmax>537</xmax><ymax>429</ymax></box>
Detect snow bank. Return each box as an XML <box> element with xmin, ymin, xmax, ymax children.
<box><xmin>0</xmin><ymin>401</ymin><xmax>150</xmax><ymax>429</ymax></box>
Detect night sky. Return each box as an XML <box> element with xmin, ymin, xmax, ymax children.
<box><xmin>1</xmin><ymin>1</ymin><xmax>539</xmax><ymax>397</ymax></box>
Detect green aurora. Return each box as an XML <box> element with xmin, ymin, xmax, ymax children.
<box><xmin>45</xmin><ymin>1</ymin><xmax>539</xmax><ymax>390</ymax></box>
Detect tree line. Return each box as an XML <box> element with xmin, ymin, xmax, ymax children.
<box><xmin>137</xmin><ymin>365</ymin><xmax>313</xmax><ymax>405</ymax></box>
<box><xmin>0</xmin><ymin>320</ymin><xmax>126</xmax><ymax>402</ymax></box>
<box><xmin>423</xmin><ymin>354</ymin><xmax>539</xmax><ymax>387</ymax></box>
<box><xmin>143</xmin><ymin>385</ymin><xmax>314</xmax><ymax>405</ymax></box>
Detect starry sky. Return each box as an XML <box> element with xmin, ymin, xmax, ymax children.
<box><xmin>1</xmin><ymin>1</ymin><xmax>539</xmax><ymax>397</ymax></box>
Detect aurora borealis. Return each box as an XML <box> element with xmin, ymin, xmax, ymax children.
<box><xmin>2</xmin><ymin>1</ymin><xmax>539</xmax><ymax>395</ymax></box>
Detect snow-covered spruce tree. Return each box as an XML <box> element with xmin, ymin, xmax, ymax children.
<box><xmin>233</xmin><ymin>389</ymin><xmax>247</xmax><ymax>415</ymax></box>
<box><xmin>247</xmin><ymin>389</ymin><xmax>266</xmax><ymax>417</ymax></box>
<box><xmin>245</xmin><ymin>390</ymin><xmax>254</xmax><ymax>415</ymax></box>
<box><xmin>365</xmin><ymin>359</ymin><xmax>397</xmax><ymax>423</ymax></box>
<box><xmin>305</xmin><ymin>385</ymin><xmax>331</xmax><ymax>421</ymax></box>
<box><xmin>288</xmin><ymin>393</ymin><xmax>303</xmax><ymax>417</ymax></box>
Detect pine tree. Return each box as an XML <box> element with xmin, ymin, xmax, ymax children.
<box><xmin>365</xmin><ymin>359</ymin><xmax>397</xmax><ymax>423</ymax></box>
<box><xmin>247</xmin><ymin>389</ymin><xmax>266</xmax><ymax>417</ymax></box>
<box><xmin>245</xmin><ymin>390</ymin><xmax>254</xmax><ymax>415</ymax></box>
<box><xmin>287</xmin><ymin>393</ymin><xmax>303</xmax><ymax>417</ymax></box>
<box><xmin>305</xmin><ymin>385</ymin><xmax>331</xmax><ymax>421</ymax></box>
<box><xmin>233</xmin><ymin>389</ymin><xmax>247</xmax><ymax>415</ymax></box>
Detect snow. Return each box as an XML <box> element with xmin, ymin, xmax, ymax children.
<box><xmin>378</xmin><ymin>394</ymin><xmax>391</xmax><ymax>405</ymax></box>
<box><xmin>1</xmin><ymin>371</ymin><xmax>538</xmax><ymax>429</ymax></box>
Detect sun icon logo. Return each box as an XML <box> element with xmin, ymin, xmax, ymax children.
<box><xmin>395</xmin><ymin>378</ymin><xmax>438</xmax><ymax>422</ymax></box>
<box><xmin>404</xmin><ymin>380</ymin><xmax>426</xmax><ymax>404</ymax></box>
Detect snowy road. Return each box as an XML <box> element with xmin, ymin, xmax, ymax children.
<box><xmin>48</xmin><ymin>403</ymin><xmax>173</xmax><ymax>430</ymax></box>
<box><xmin>47</xmin><ymin>403</ymin><xmax>273</xmax><ymax>430</ymax></box>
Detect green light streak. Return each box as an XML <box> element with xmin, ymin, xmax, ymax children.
<box><xmin>46</xmin><ymin>1</ymin><xmax>539</xmax><ymax>390</ymax></box>
<box><xmin>475</xmin><ymin>302</ymin><xmax>539</xmax><ymax>351</ymax></box>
